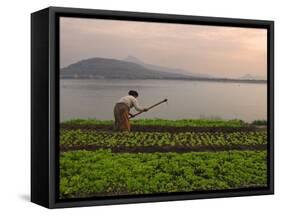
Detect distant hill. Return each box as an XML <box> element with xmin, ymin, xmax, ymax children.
<box><xmin>60</xmin><ymin>57</ymin><xmax>195</xmax><ymax>79</ymax></box>
<box><xmin>123</xmin><ymin>55</ymin><xmax>212</xmax><ymax>78</ymax></box>
<box><xmin>239</xmin><ymin>74</ymin><xmax>266</xmax><ymax>81</ymax></box>
<box><xmin>60</xmin><ymin>57</ymin><xmax>266</xmax><ymax>84</ymax></box>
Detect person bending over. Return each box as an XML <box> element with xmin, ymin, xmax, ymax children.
<box><xmin>114</xmin><ymin>90</ymin><xmax>148</xmax><ymax>132</ymax></box>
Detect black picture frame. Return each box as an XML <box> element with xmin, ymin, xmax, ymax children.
<box><xmin>31</xmin><ymin>6</ymin><xmax>274</xmax><ymax>209</ymax></box>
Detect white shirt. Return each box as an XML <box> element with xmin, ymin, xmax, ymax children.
<box><xmin>118</xmin><ymin>95</ymin><xmax>144</xmax><ymax>111</ymax></box>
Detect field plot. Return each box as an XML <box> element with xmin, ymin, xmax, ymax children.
<box><xmin>59</xmin><ymin>119</ymin><xmax>268</xmax><ymax>199</ymax></box>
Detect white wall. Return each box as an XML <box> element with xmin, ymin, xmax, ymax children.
<box><xmin>0</xmin><ymin>0</ymin><xmax>279</xmax><ymax>215</ymax></box>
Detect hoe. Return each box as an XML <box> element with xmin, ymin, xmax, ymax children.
<box><xmin>129</xmin><ymin>98</ymin><xmax>168</xmax><ymax>119</ymax></box>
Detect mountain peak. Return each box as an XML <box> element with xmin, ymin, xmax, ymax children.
<box><xmin>123</xmin><ymin>55</ymin><xmax>144</xmax><ymax>64</ymax></box>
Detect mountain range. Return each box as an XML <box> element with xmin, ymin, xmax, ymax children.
<box><xmin>123</xmin><ymin>55</ymin><xmax>212</xmax><ymax>78</ymax></box>
<box><xmin>60</xmin><ymin>56</ymin><xmax>266</xmax><ymax>83</ymax></box>
<box><xmin>60</xmin><ymin>57</ymin><xmax>196</xmax><ymax>80</ymax></box>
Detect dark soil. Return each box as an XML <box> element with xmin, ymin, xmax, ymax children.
<box><xmin>60</xmin><ymin>144</ymin><xmax>267</xmax><ymax>153</ymax></box>
<box><xmin>60</xmin><ymin>124</ymin><xmax>266</xmax><ymax>133</ymax></box>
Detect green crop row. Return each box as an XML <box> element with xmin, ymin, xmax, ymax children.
<box><xmin>60</xmin><ymin>150</ymin><xmax>267</xmax><ymax>199</ymax></box>
<box><xmin>60</xmin><ymin>130</ymin><xmax>267</xmax><ymax>148</ymax></box>
<box><xmin>61</xmin><ymin>118</ymin><xmax>246</xmax><ymax>127</ymax></box>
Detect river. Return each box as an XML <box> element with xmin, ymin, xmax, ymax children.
<box><xmin>60</xmin><ymin>79</ymin><xmax>267</xmax><ymax>123</ymax></box>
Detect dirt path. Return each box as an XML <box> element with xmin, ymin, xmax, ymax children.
<box><xmin>60</xmin><ymin>143</ymin><xmax>267</xmax><ymax>153</ymax></box>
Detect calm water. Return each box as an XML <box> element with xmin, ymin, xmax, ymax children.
<box><xmin>60</xmin><ymin>79</ymin><xmax>267</xmax><ymax>123</ymax></box>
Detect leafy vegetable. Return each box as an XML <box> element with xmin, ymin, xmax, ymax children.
<box><xmin>60</xmin><ymin>130</ymin><xmax>267</xmax><ymax>148</ymax></box>
<box><xmin>60</xmin><ymin>150</ymin><xmax>267</xmax><ymax>199</ymax></box>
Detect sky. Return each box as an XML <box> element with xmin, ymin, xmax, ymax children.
<box><xmin>60</xmin><ymin>17</ymin><xmax>267</xmax><ymax>79</ymax></box>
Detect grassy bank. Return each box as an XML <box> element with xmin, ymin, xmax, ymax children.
<box><xmin>62</xmin><ymin>118</ymin><xmax>247</xmax><ymax>127</ymax></box>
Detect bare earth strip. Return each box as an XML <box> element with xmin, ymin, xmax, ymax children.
<box><xmin>60</xmin><ymin>143</ymin><xmax>267</xmax><ymax>153</ymax></box>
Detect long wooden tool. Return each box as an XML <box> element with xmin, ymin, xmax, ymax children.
<box><xmin>129</xmin><ymin>98</ymin><xmax>168</xmax><ymax>119</ymax></box>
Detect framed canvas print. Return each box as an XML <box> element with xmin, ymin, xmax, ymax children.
<box><xmin>31</xmin><ymin>7</ymin><xmax>274</xmax><ymax>208</ymax></box>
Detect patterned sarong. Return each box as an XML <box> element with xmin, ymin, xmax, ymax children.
<box><xmin>113</xmin><ymin>103</ymin><xmax>131</xmax><ymax>132</ymax></box>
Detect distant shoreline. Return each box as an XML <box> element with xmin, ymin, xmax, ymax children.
<box><xmin>60</xmin><ymin>76</ymin><xmax>267</xmax><ymax>84</ymax></box>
